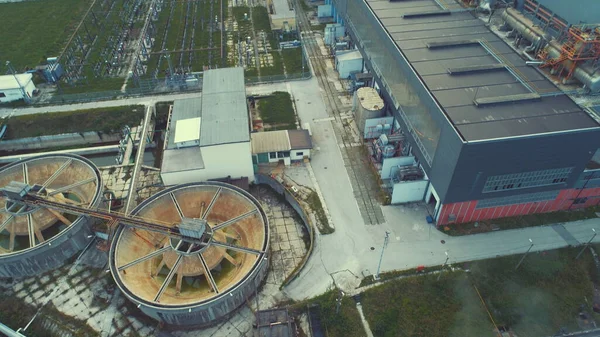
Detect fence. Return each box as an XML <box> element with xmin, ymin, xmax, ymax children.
<box><xmin>36</xmin><ymin>69</ymin><xmax>311</xmax><ymax>106</ymax></box>
<box><xmin>0</xmin><ymin>131</ymin><xmax>121</xmax><ymax>152</ymax></box>
<box><xmin>254</xmin><ymin>173</ymin><xmax>315</xmax><ymax>288</ymax></box>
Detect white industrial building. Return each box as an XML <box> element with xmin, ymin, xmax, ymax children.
<box><xmin>0</xmin><ymin>74</ymin><xmax>36</xmax><ymax>103</ymax></box>
<box><xmin>251</xmin><ymin>130</ymin><xmax>312</xmax><ymax>165</ymax></box>
<box><xmin>160</xmin><ymin>67</ymin><xmax>255</xmax><ymax>186</ymax></box>
<box><xmin>335</xmin><ymin>50</ymin><xmax>363</xmax><ymax>79</ymax></box>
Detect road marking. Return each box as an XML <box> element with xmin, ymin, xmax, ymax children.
<box><xmin>313</xmin><ymin>117</ymin><xmax>335</xmax><ymax>123</ymax></box>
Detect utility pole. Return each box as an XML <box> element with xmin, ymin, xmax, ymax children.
<box><xmin>6</xmin><ymin>61</ymin><xmax>30</xmax><ymax>104</ymax></box>
<box><xmin>515</xmin><ymin>238</ymin><xmax>534</xmax><ymax>271</ymax></box>
<box><xmin>437</xmin><ymin>251</ymin><xmax>449</xmax><ymax>281</ymax></box>
<box><xmin>576</xmin><ymin>228</ymin><xmax>597</xmax><ymax>260</ymax></box>
<box><xmin>374</xmin><ymin>231</ymin><xmax>391</xmax><ymax>280</ymax></box>
<box><xmin>335</xmin><ymin>289</ymin><xmax>345</xmax><ymax>314</ymax></box>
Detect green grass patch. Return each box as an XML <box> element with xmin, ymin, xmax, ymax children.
<box><xmin>282</xmin><ymin>48</ymin><xmax>305</xmax><ymax>74</ymax></box>
<box><xmin>361</xmin><ymin>247</ymin><xmax>598</xmax><ymax>337</ymax></box>
<box><xmin>306</xmin><ymin>190</ymin><xmax>334</xmax><ymax>234</ymax></box>
<box><xmin>257</xmin><ymin>91</ymin><xmax>295</xmax><ymax>125</ymax></box>
<box><xmin>444</xmin><ymin>206</ymin><xmax>600</xmax><ymax>236</ymax></box>
<box><xmin>252</xmin><ymin>6</ymin><xmax>272</xmax><ymax>33</ymax></box>
<box><xmin>4</xmin><ymin>105</ymin><xmax>145</xmax><ymax>139</ymax></box>
<box><xmin>470</xmin><ymin>248</ymin><xmax>596</xmax><ymax>336</ymax></box>
<box><xmin>260</xmin><ymin>52</ymin><xmax>285</xmax><ymax>77</ymax></box>
<box><xmin>0</xmin><ymin>0</ymin><xmax>92</xmax><ymax>72</ymax></box>
<box><xmin>292</xmin><ymin>290</ymin><xmax>364</xmax><ymax>337</ymax></box>
<box><xmin>362</xmin><ymin>272</ymin><xmax>463</xmax><ymax>337</ymax></box>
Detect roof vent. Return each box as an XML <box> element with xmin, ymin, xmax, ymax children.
<box><xmin>447</xmin><ymin>63</ymin><xmax>506</xmax><ymax>75</ymax></box>
<box><xmin>426</xmin><ymin>39</ymin><xmax>480</xmax><ymax>49</ymax></box>
<box><xmin>403</xmin><ymin>10</ymin><xmax>451</xmax><ymax>19</ymax></box>
<box><xmin>473</xmin><ymin>93</ymin><xmax>541</xmax><ymax>106</ymax></box>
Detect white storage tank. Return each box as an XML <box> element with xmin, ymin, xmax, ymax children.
<box><xmin>353</xmin><ymin>87</ymin><xmax>385</xmax><ymax>136</ymax></box>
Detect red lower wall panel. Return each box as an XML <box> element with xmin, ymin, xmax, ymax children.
<box><xmin>437</xmin><ymin>187</ymin><xmax>600</xmax><ymax>226</ymax></box>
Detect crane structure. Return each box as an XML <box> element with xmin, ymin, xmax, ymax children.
<box><xmin>0</xmin><ymin>181</ymin><xmax>263</xmax><ymax>255</ymax></box>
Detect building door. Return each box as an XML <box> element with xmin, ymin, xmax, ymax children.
<box><xmin>257</xmin><ymin>153</ymin><xmax>269</xmax><ymax>163</ymax></box>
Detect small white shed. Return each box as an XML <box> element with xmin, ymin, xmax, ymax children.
<box><xmin>0</xmin><ymin>74</ymin><xmax>36</xmax><ymax>103</ymax></box>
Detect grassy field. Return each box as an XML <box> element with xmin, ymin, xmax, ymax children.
<box><xmin>0</xmin><ymin>0</ymin><xmax>92</xmax><ymax>72</ymax></box>
<box><xmin>445</xmin><ymin>206</ymin><xmax>600</xmax><ymax>236</ymax></box>
<box><xmin>292</xmin><ymin>289</ymin><xmax>364</xmax><ymax>337</ymax></box>
<box><xmin>282</xmin><ymin>49</ymin><xmax>305</xmax><ymax>74</ymax></box>
<box><xmin>360</xmin><ymin>247</ymin><xmax>598</xmax><ymax>337</ymax></box>
<box><xmin>257</xmin><ymin>91</ymin><xmax>296</xmax><ymax>129</ymax></box>
<box><xmin>4</xmin><ymin>105</ymin><xmax>145</xmax><ymax>139</ymax></box>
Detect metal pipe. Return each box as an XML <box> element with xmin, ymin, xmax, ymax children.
<box><xmin>502</xmin><ymin>8</ymin><xmax>600</xmax><ymax>92</ymax></box>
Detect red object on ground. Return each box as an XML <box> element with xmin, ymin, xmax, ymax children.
<box><xmin>416</xmin><ymin>265</ymin><xmax>425</xmax><ymax>272</ymax></box>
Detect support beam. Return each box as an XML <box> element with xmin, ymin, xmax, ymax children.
<box><xmin>176</xmin><ymin>270</ymin><xmax>184</xmax><ymax>294</ymax></box>
<box><xmin>40</xmin><ymin>159</ymin><xmax>73</xmax><ymax>192</ymax></box>
<box><xmin>202</xmin><ymin>187</ymin><xmax>222</xmax><ymax>220</ymax></box>
<box><xmin>23</xmin><ymin>163</ymin><xmax>29</xmax><ymax>184</ymax></box>
<box><xmin>211</xmin><ymin>209</ymin><xmax>257</xmax><ymax>231</ymax></box>
<box><xmin>48</xmin><ymin>177</ymin><xmax>96</xmax><ymax>196</ymax></box>
<box><xmin>223</xmin><ymin>251</ymin><xmax>238</xmax><ymax>266</ymax></box>
<box><xmin>198</xmin><ymin>253</ymin><xmax>219</xmax><ymax>293</ymax></box>
<box><xmin>211</xmin><ymin>239</ymin><xmax>264</xmax><ymax>255</ymax></box>
<box><xmin>154</xmin><ymin>254</ymin><xmax>183</xmax><ymax>302</ymax></box>
<box><xmin>118</xmin><ymin>246</ymin><xmax>171</xmax><ymax>271</ymax></box>
<box><xmin>34</xmin><ymin>228</ymin><xmax>45</xmax><ymax>244</ymax></box>
<box><xmin>0</xmin><ymin>215</ymin><xmax>14</xmax><ymax>233</ymax></box>
<box><xmin>153</xmin><ymin>258</ymin><xmax>166</xmax><ymax>277</ymax></box>
<box><xmin>170</xmin><ymin>193</ymin><xmax>185</xmax><ymax>219</ymax></box>
<box><xmin>47</xmin><ymin>208</ymin><xmax>72</xmax><ymax>226</ymax></box>
<box><xmin>8</xmin><ymin>223</ymin><xmax>15</xmax><ymax>251</ymax></box>
<box><xmin>27</xmin><ymin>214</ymin><xmax>36</xmax><ymax>248</ymax></box>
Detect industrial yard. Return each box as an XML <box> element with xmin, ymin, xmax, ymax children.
<box><xmin>2</xmin><ymin>0</ymin><xmax>600</xmax><ymax>336</ymax></box>
<box><xmin>0</xmin><ymin>0</ymin><xmax>309</xmax><ymax>99</ymax></box>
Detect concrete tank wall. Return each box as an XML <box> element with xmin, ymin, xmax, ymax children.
<box><xmin>0</xmin><ymin>154</ymin><xmax>102</xmax><ymax>278</ymax></box>
<box><xmin>109</xmin><ymin>182</ymin><xmax>270</xmax><ymax>327</ymax></box>
<box><xmin>133</xmin><ymin>255</ymin><xmax>268</xmax><ymax>326</ymax></box>
<box><xmin>0</xmin><ymin>218</ymin><xmax>93</xmax><ymax>278</ymax></box>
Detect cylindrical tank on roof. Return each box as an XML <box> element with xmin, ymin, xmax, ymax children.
<box><xmin>354</xmin><ymin>87</ymin><xmax>385</xmax><ymax>136</ymax></box>
<box><xmin>0</xmin><ymin>154</ymin><xmax>102</xmax><ymax>278</ymax></box>
<box><xmin>109</xmin><ymin>182</ymin><xmax>270</xmax><ymax>326</ymax></box>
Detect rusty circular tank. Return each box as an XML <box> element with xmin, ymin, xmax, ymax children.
<box><xmin>109</xmin><ymin>182</ymin><xmax>270</xmax><ymax>326</ymax></box>
<box><xmin>0</xmin><ymin>154</ymin><xmax>103</xmax><ymax>278</ymax></box>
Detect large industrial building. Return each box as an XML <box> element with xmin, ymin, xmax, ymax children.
<box><xmin>328</xmin><ymin>0</ymin><xmax>600</xmax><ymax>225</ymax></box>
<box><xmin>160</xmin><ymin>68</ymin><xmax>255</xmax><ymax>186</ymax></box>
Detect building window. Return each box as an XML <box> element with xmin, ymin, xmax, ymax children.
<box><xmin>482</xmin><ymin>167</ymin><xmax>573</xmax><ymax>193</ymax></box>
<box><xmin>573</xmin><ymin>197</ymin><xmax>588</xmax><ymax>205</ymax></box>
<box><xmin>476</xmin><ymin>191</ymin><xmax>559</xmax><ymax>209</ymax></box>
<box><xmin>269</xmin><ymin>152</ymin><xmax>277</xmax><ymax>159</ymax></box>
<box><xmin>277</xmin><ymin>151</ymin><xmax>290</xmax><ymax>158</ymax></box>
<box><xmin>296</xmin><ymin>152</ymin><xmax>304</xmax><ymax>156</ymax></box>
<box><xmin>0</xmin><ymin>93</ymin><xmax>5</xmax><ymax>98</ymax></box>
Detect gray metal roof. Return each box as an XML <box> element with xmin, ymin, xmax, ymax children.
<box><xmin>166</xmin><ymin>68</ymin><xmax>250</xmax><ymax>150</ymax></box>
<box><xmin>535</xmin><ymin>0</ymin><xmax>600</xmax><ymax>25</ymax></box>
<box><xmin>166</xmin><ymin>97</ymin><xmax>202</xmax><ymax>150</ymax></box>
<box><xmin>200</xmin><ymin>67</ymin><xmax>250</xmax><ymax>146</ymax></box>
<box><xmin>366</xmin><ymin>0</ymin><xmax>600</xmax><ymax>141</ymax></box>
<box><xmin>161</xmin><ymin>147</ymin><xmax>205</xmax><ymax>173</ymax></box>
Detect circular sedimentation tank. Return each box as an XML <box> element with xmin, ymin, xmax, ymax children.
<box><xmin>109</xmin><ymin>182</ymin><xmax>269</xmax><ymax>326</ymax></box>
<box><xmin>0</xmin><ymin>154</ymin><xmax>102</xmax><ymax>278</ymax></box>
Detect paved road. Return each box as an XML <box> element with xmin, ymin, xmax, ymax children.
<box><xmin>0</xmin><ymin>82</ymin><xmax>289</xmax><ymax>118</ymax></box>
